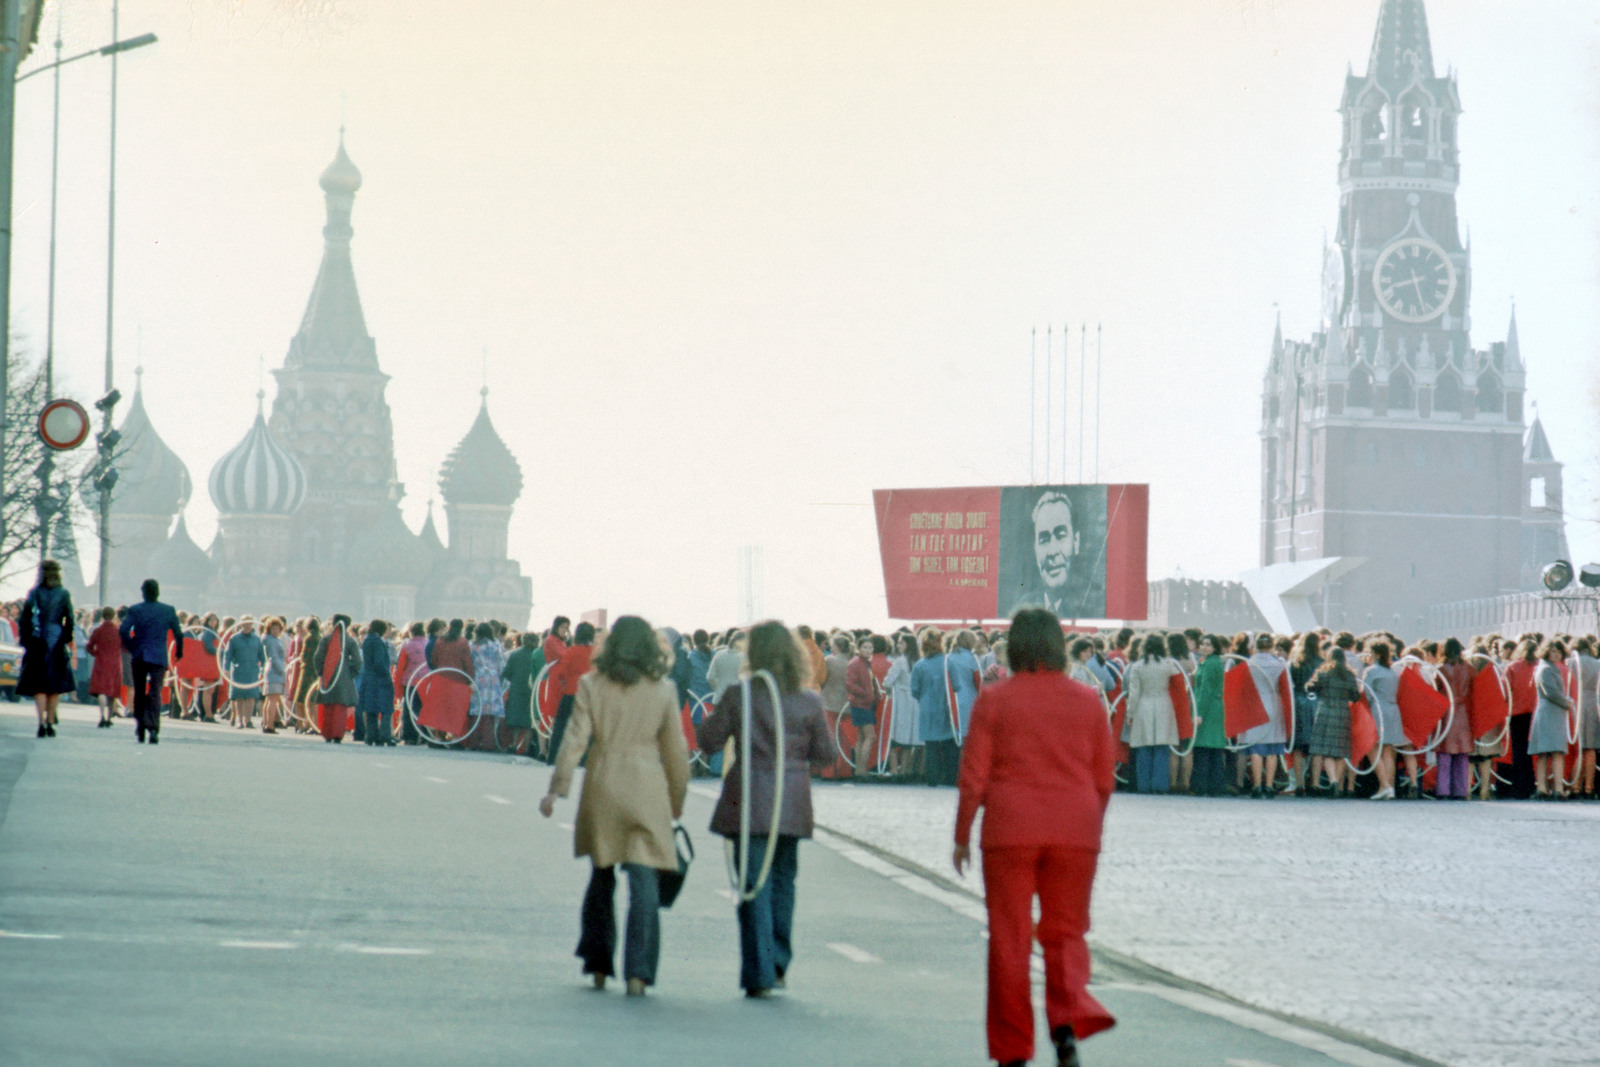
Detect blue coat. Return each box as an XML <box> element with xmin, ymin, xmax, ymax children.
<box><xmin>357</xmin><ymin>633</ymin><xmax>394</xmax><ymax>714</ymax></box>
<box><xmin>946</xmin><ymin>648</ymin><xmax>982</xmax><ymax>738</ymax></box>
<box><xmin>119</xmin><ymin>600</ymin><xmax>184</xmax><ymax>667</ymax></box>
<box><xmin>911</xmin><ymin>654</ymin><xmax>953</xmax><ymax>743</ymax></box>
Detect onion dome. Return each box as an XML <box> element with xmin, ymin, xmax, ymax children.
<box><xmin>108</xmin><ymin>371</ymin><xmax>192</xmax><ymax>518</ymax></box>
<box><xmin>208</xmin><ymin>395</ymin><xmax>308</xmax><ymax>517</ymax></box>
<box><xmin>148</xmin><ymin>516</ymin><xmax>216</xmax><ymax>590</ymax></box>
<box><xmin>319</xmin><ymin>131</ymin><xmax>362</xmax><ymax>195</ymax></box>
<box><xmin>348</xmin><ymin>507</ymin><xmax>434</xmax><ymax>581</ymax></box>
<box><xmin>438</xmin><ymin>390</ymin><xmax>523</xmax><ymax>507</ymax></box>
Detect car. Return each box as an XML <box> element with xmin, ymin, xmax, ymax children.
<box><xmin>0</xmin><ymin>642</ymin><xmax>21</xmax><ymax>691</ymax></box>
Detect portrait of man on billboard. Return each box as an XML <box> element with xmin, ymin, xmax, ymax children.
<box><xmin>996</xmin><ymin>485</ymin><xmax>1108</xmax><ymax>619</ymax></box>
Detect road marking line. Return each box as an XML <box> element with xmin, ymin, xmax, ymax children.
<box><xmin>423</xmin><ymin>776</ymin><xmax>448</xmax><ymax>784</ymax></box>
<box><xmin>484</xmin><ymin>794</ymin><xmax>512</xmax><ymax>805</ymax></box>
<box><xmin>558</xmin><ymin>822</ymin><xmax>574</xmax><ymax>831</ymax></box>
<box><xmin>1228</xmin><ymin>1059</ymin><xmax>1284</xmax><ymax>1067</ymax></box>
<box><xmin>0</xmin><ymin>930</ymin><xmax>63</xmax><ymax>940</ymax></box>
<box><xmin>220</xmin><ymin>940</ymin><xmax>297</xmax><ymax>950</ymax></box>
<box><xmin>826</xmin><ymin>942</ymin><xmax>881</xmax><ymax>964</ymax></box>
<box><xmin>342</xmin><ymin>944</ymin><xmax>432</xmax><ymax>956</ymax></box>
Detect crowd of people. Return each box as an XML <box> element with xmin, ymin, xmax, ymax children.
<box><xmin>10</xmin><ymin>561</ymin><xmax>1593</xmax><ymax>805</ymax></box>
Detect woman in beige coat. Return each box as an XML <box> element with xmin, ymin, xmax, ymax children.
<box><xmin>540</xmin><ymin>616</ymin><xmax>691</xmax><ymax>996</ymax></box>
<box><xmin>1123</xmin><ymin>641</ymin><xmax>1180</xmax><ymax>794</ymax></box>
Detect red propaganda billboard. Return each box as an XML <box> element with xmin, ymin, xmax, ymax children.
<box><xmin>872</xmin><ymin>484</ymin><xmax>1148</xmax><ymax>622</ymax></box>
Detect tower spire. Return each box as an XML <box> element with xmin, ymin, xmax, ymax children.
<box><xmin>1366</xmin><ymin>0</ymin><xmax>1435</xmax><ymax>89</ymax></box>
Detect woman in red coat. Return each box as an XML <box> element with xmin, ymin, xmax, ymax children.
<box><xmin>86</xmin><ymin>607</ymin><xmax>124</xmax><ymax>728</ymax></box>
<box><xmin>954</xmin><ymin>608</ymin><xmax>1116</xmax><ymax>1067</ymax></box>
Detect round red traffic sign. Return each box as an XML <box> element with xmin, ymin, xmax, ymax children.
<box><xmin>37</xmin><ymin>399</ymin><xmax>91</xmax><ymax>451</ymax></box>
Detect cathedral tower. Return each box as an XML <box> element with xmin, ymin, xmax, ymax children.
<box><xmin>1259</xmin><ymin>0</ymin><xmax>1551</xmax><ymax>635</ymax></box>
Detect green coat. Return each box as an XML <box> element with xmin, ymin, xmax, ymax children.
<box><xmin>1193</xmin><ymin>654</ymin><xmax>1227</xmax><ymax>749</ymax></box>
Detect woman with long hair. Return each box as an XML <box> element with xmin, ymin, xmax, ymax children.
<box><xmin>1166</xmin><ymin>632</ymin><xmax>1195</xmax><ymax>793</ymax></box>
<box><xmin>1289</xmin><ymin>632</ymin><xmax>1324</xmax><ymax>794</ymax></box>
<box><xmin>541</xmin><ymin>616</ymin><xmax>690</xmax><ymax>997</ymax></box>
<box><xmin>1529</xmin><ymin>639</ymin><xmax>1573</xmax><ymax>799</ymax></box>
<box><xmin>469</xmin><ymin>620</ymin><xmax>507</xmax><ymax>750</ymax></box>
<box><xmin>312</xmin><ymin>614</ymin><xmax>361</xmax><ymax>743</ymax></box>
<box><xmin>395</xmin><ymin>621</ymin><xmax>429</xmax><ymax>745</ymax></box>
<box><xmin>955</xmin><ymin>608</ymin><xmax>1116</xmax><ymax>1067</ymax></box>
<box><xmin>1306</xmin><ymin>648</ymin><xmax>1359</xmax><ymax>797</ymax></box>
<box><xmin>1123</xmin><ymin>634</ymin><xmax>1179</xmax><ymax>794</ymax></box>
<box><xmin>1434</xmin><ymin>637</ymin><xmax>1475</xmax><ymax>800</ymax></box>
<box><xmin>1570</xmin><ymin>634</ymin><xmax>1600</xmax><ymax>799</ymax></box>
<box><xmin>18</xmin><ymin>560</ymin><xmax>74</xmax><ymax>738</ymax></box>
<box><xmin>882</xmin><ymin>631</ymin><xmax>920</xmax><ymax>779</ymax></box>
<box><xmin>912</xmin><ymin>628</ymin><xmax>957</xmax><ymax>786</ymax></box>
<box><xmin>1363</xmin><ymin>641</ymin><xmax>1405</xmax><ymax>800</ymax></box>
<box><xmin>697</xmin><ymin>620</ymin><xmax>837</xmax><ymax>997</ymax></box>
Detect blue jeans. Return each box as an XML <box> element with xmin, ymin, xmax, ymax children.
<box><xmin>1133</xmin><ymin>746</ymin><xmax>1170</xmax><ymax>794</ymax></box>
<box><xmin>577</xmin><ymin>863</ymin><xmax>661</xmax><ymax>984</ymax></box>
<box><xmin>736</xmin><ymin>835</ymin><xmax>799</xmax><ymax>992</ymax></box>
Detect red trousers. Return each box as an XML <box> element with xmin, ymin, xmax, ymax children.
<box><xmin>317</xmin><ymin>703</ymin><xmax>349</xmax><ymax>741</ymax></box>
<box><xmin>981</xmin><ymin>844</ymin><xmax>1115</xmax><ymax>1062</ymax></box>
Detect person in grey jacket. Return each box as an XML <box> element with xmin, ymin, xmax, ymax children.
<box><xmin>261</xmin><ymin>618</ymin><xmax>289</xmax><ymax>734</ymax></box>
<box><xmin>1529</xmin><ymin>639</ymin><xmax>1573</xmax><ymax>799</ymax></box>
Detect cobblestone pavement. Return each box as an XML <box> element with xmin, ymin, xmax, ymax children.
<box><xmin>810</xmin><ymin>782</ymin><xmax>1600</xmax><ymax>1067</ymax></box>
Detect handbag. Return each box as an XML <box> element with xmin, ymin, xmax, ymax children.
<box><xmin>657</xmin><ymin>822</ymin><xmax>694</xmax><ymax>909</ymax></box>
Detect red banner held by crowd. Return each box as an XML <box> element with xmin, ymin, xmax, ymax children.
<box><xmin>1223</xmin><ymin>662</ymin><xmax>1270</xmax><ymax>736</ymax></box>
<box><xmin>1397</xmin><ymin>666</ymin><xmax>1450</xmax><ymax>749</ymax></box>
<box><xmin>416</xmin><ymin>672</ymin><xmax>472</xmax><ymax>737</ymax></box>
<box><xmin>1350</xmin><ymin>695</ymin><xmax>1378</xmax><ymax>766</ymax></box>
<box><xmin>1468</xmin><ymin>664</ymin><xmax>1510</xmax><ymax>740</ymax></box>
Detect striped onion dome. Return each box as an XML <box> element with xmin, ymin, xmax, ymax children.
<box><xmin>208</xmin><ymin>396</ymin><xmax>308</xmax><ymax>517</ymax></box>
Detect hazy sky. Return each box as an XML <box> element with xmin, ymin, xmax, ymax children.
<box><xmin>9</xmin><ymin>0</ymin><xmax>1598</xmax><ymax>628</ymax></box>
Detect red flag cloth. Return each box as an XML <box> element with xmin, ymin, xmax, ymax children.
<box><xmin>1109</xmin><ymin>696</ymin><xmax>1129</xmax><ymax>764</ymax></box>
<box><xmin>1468</xmin><ymin>665</ymin><xmax>1510</xmax><ymax>740</ymax></box>
<box><xmin>316</xmin><ymin>703</ymin><xmax>348</xmax><ymax>741</ymax></box>
<box><xmin>679</xmin><ymin>701</ymin><xmax>699</xmax><ymax>755</ymax></box>
<box><xmin>1277</xmin><ymin>671</ymin><xmax>1294</xmax><ymax>748</ymax></box>
<box><xmin>319</xmin><ymin>626</ymin><xmax>343</xmax><ymax>692</ymax></box>
<box><xmin>1349</xmin><ymin>696</ymin><xmax>1378</xmax><ymax>766</ymax></box>
<box><xmin>1396</xmin><ymin>666</ymin><xmax>1449</xmax><ymax>749</ymax></box>
<box><xmin>1169</xmin><ymin>673</ymin><xmax>1194</xmax><ymax>741</ymax></box>
<box><xmin>1223</xmin><ymin>662</ymin><xmax>1269</xmax><ymax>736</ymax></box>
<box><xmin>416</xmin><ymin>672</ymin><xmax>472</xmax><ymax>736</ymax></box>
<box><xmin>537</xmin><ymin>671</ymin><xmax>560</xmax><ymax>733</ymax></box>
<box><xmin>818</xmin><ymin>710</ymin><xmax>857</xmax><ymax>779</ymax></box>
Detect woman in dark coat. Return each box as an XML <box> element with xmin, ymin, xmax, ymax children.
<box><xmin>697</xmin><ymin>620</ymin><xmax>838</xmax><ymax>997</ymax></box>
<box><xmin>501</xmin><ymin>632</ymin><xmax>538</xmax><ymax>755</ymax></box>
<box><xmin>357</xmin><ymin>619</ymin><xmax>395</xmax><ymax>746</ymax></box>
<box><xmin>1306</xmin><ymin>648</ymin><xmax>1361</xmax><ymax>796</ymax></box>
<box><xmin>293</xmin><ymin>618</ymin><xmax>322</xmax><ymax>733</ymax></box>
<box><xmin>19</xmin><ymin>560</ymin><xmax>74</xmax><ymax>738</ymax></box>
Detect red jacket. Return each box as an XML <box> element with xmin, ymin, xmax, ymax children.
<box><xmin>551</xmin><ymin>644</ymin><xmax>593</xmax><ymax>697</ymax></box>
<box><xmin>956</xmin><ymin>670</ymin><xmax>1115</xmax><ymax>851</ymax></box>
<box><xmin>845</xmin><ymin>656</ymin><xmax>877</xmax><ymax>710</ymax></box>
<box><xmin>1505</xmin><ymin>658</ymin><xmax>1538</xmax><ymax>717</ymax></box>
<box><xmin>86</xmin><ymin>621</ymin><xmax>124</xmax><ymax>697</ymax></box>
<box><xmin>542</xmin><ymin>635</ymin><xmax>568</xmax><ymax>669</ymax></box>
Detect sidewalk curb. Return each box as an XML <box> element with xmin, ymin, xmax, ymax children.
<box><xmin>813</xmin><ymin>819</ymin><xmax>1450</xmax><ymax>1067</ymax></box>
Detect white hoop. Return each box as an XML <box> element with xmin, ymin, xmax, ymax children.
<box><xmin>724</xmin><ymin>669</ymin><xmax>786</xmax><ymax>904</ymax></box>
<box><xmin>1167</xmin><ymin>657</ymin><xmax>1198</xmax><ymax>757</ymax></box>
<box><xmin>404</xmin><ymin>665</ymin><xmax>480</xmax><ymax>747</ymax></box>
<box><xmin>1394</xmin><ymin>657</ymin><xmax>1455</xmax><ymax>758</ymax></box>
<box><xmin>316</xmin><ymin>622</ymin><xmax>349</xmax><ymax>699</ymax></box>
<box><xmin>1344</xmin><ymin>678</ymin><xmax>1384</xmax><ymax>776</ymax></box>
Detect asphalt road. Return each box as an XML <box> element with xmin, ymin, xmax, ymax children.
<box><xmin>0</xmin><ymin>704</ymin><xmax>1430</xmax><ymax>1067</ymax></box>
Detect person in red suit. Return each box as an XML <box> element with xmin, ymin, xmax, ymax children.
<box><xmin>954</xmin><ymin>608</ymin><xmax>1116</xmax><ymax>1067</ymax></box>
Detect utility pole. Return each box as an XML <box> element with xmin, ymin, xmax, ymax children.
<box><xmin>0</xmin><ymin>0</ymin><xmax>22</xmax><ymax>560</ymax></box>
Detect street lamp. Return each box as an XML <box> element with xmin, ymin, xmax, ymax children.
<box><xmin>12</xmin><ymin>7</ymin><xmax>155</xmax><ymax>594</ymax></box>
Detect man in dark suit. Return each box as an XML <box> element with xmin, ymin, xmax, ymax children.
<box><xmin>118</xmin><ymin>579</ymin><xmax>184</xmax><ymax>745</ymax></box>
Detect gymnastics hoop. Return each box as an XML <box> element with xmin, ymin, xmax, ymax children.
<box><xmin>214</xmin><ymin>622</ymin><xmax>269</xmax><ymax>696</ymax></box>
<box><xmin>1220</xmin><ymin>654</ymin><xmax>1259</xmax><ymax>752</ymax></box>
<box><xmin>724</xmin><ymin>669</ymin><xmax>786</xmax><ymax>904</ymax></box>
<box><xmin>1343</xmin><ymin>678</ymin><xmax>1385</xmax><ymax>777</ymax></box>
<box><xmin>178</xmin><ymin>624</ymin><xmax>225</xmax><ymax>695</ymax></box>
<box><xmin>316</xmin><ymin>621</ymin><xmax>349</xmax><ymax>699</ymax></box>
<box><xmin>1563</xmin><ymin>655</ymin><xmax>1583</xmax><ymax>789</ymax></box>
<box><xmin>1393</xmin><ymin>656</ymin><xmax>1455</xmax><ymax>758</ymax></box>
<box><xmin>529</xmin><ymin>663</ymin><xmax>557</xmax><ymax>743</ymax></box>
<box><xmin>1469</xmin><ymin>655</ymin><xmax>1513</xmax><ymax>753</ymax></box>
<box><xmin>1108</xmin><ymin>690</ymin><xmax>1129</xmax><ymax>785</ymax></box>
<box><xmin>685</xmin><ymin>692</ymin><xmax>713</xmax><ymax>771</ymax></box>
<box><xmin>403</xmin><ymin>666</ymin><xmax>480</xmax><ymax>747</ymax></box>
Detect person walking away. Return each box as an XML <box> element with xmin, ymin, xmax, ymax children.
<box><xmin>540</xmin><ymin>616</ymin><xmax>690</xmax><ymax>996</ymax></box>
<box><xmin>912</xmin><ymin>628</ymin><xmax>957</xmax><ymax>786</ymax></box>
<box><xmin>87</xmin><ymin>607</ymin><xmax>124</xmax><ymax>729</ymax></box>
<box><xmin>697</xmin><ymin>620</ymin><xmax>838</xmax><ymax>997</ymax></box>
<box><xmin>313</xmin><ymin>614</ymin><xmax>361</xmax><ymax>743</ymax></box>
<box><xmin>357</xmin><ymin>620</ymin><xmax>395</xmax><ymax>746</ymax></box>
<box><xmin>502</xmin><ymin>632</ymin><xmax>539</xmax><ymax>756</ymax></box>
<box><xmin>1123</xmin><ymin>639</ymin><xmax>1179</xmax><ymax>793</ymax></box>
<box><xmin>547</xmin><ymin>621</ymin><xmax>596</xmax><ymax>763</ymax></box>
<box><xmin>845</xmin><ymin>637</ymin><xmax>880</xmax><ymax>777</ymax></box>
<box><xmin>1191</xmin><ymin>636</ymin><xmax>1229</xmax><ymax>796</ymax></box>
<box><xmin>261</xmin><ymin>618</ymin><xmax>289</xmax><ymax>734</ymax></box>
<box><xmin>469</xmin><ymin>621</ymin><xmax>507</xmax><ymax>750</ymax></box>
<box><xmin>1306</xmin><ymin>649</ymin><xmax>1360</xmax><ymax>796</ymax></box>
<box><xmin>1434</xmin><ymin>638</ymin><xmax>1475</xmax><ymax>800</ymax></box>
<box><xmin>118</xmin><ymin>579</ymin><xmax>184</xmax><ymax>744</ymax></box>
<box><xmin>224</xmin><ymin>617</ymin><xmax>266</xmax><ymax>729</ymax></box>
<box><xmin>954</xmin><ymin>608</ymin><xmax>1116</xmax><ymax>1067</ymax></box>
<box><xmin>1288</xmin><ymin>633</ymin><xmax>1324</xmax><ymax>794</ymax></box>
<box><xmin>703</xmin><ymin>630</ymin><xmax>745</xmax><ymax>775</ymax></box>
<box><xmin>1529</xmin><ymin>639</ymin><xmax>1573</xmax><ymax>799</ymax></box>
<box><xmin>19</xmin><ymin>561</ymin><xmax>75</xmax><ymax>738</ymax></box>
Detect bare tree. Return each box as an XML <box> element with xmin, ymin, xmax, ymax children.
<box><xmin>0</xmin><ymin>345</ymin><xmax>93</xmax><ymax>585</ymax></box>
